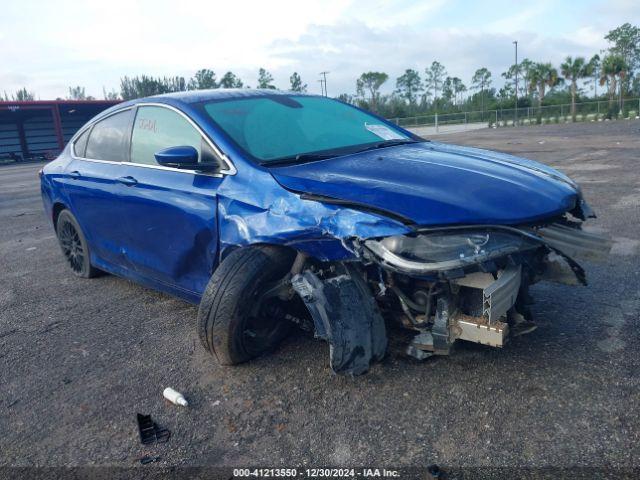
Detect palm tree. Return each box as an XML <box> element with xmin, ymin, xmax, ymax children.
<box><xmin>599</xmin><ymin>54</ymin><xmax>628</xmax><ymax>118</ymax></box>
<box><xmin>560</xmin><ymin>56</ymin><xmax>591</xmax><ymax>121</ymax></box>
<box><xmin>529</xmin><ymin>63</ymin><xmax>560</xmax><ymax>124</ymax></box>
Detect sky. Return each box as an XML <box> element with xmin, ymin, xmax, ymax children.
<box><xmin>1</xmin><ymin>0</ymin><xmax>638</xmax><ymax>100</ymax></box>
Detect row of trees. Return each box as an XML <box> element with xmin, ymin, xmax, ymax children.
<box><xmin>2</xmin><ymin>87</ymin><xmax>37</xmax><ymax>101</ymax></box>
<box><xmin>3</xmin><ymin>23</ymin><xmax>638</xmax><ymax>122</ymax></box>
<box><xmin>1</xmin><ymin>69</ymin><xmax>308</xmax><ymax>102</ymax></box>
<box><xmin>347</xmin><ymin>23</ymin><xmax>639</xmax><ymax>121</ymax></box>
<box><xmin>117</xmin><ymin>68</ymin><xmax>308</xmax><ymax>100</ymax></box>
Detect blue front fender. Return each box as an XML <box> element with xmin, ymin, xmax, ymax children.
<box><xmin>216</xmin><ymin>166</ymin><xmax>411</xmax><ymax>261</ymax></box>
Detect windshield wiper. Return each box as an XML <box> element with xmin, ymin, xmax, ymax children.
<box><xmin>264</xmin><ymin>152</ymin><xmax>339</xmax><ymax>166</ymax></box>
<box><xmin>264</xmin><ymin>139</ymin><xmax>424</xmax><ymax>166</ymax></box>
<box><xmin>354</xmin><ymin>139</ymin><xmax>423</xmax><ymax>153</ymax></box>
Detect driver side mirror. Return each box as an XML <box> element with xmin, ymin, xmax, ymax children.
<box><xmin>154</xmin><ymin>146</ymin><xmax>218</xmax><ymax>172</ymax></box>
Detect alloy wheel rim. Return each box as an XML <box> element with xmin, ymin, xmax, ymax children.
<box><xmin>242</xmin><ymin>293</ymin><xmax>288</xmax><ymax>356</ymax></box>
<box><xmin>59</xmin><ymin>221</ymin><xmax>84</xmax><ymax>273</ymax></box>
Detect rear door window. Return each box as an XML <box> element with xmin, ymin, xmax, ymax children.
<box><xmin>85</xmin><ymin>109</ymin><xmax>133</xmax><ymax>162</ymax></box>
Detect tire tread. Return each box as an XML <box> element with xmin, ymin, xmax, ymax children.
<box><xmin>197</xmin><ymin>246</ymin><xmax>294</xmax><ymax>365</ymax></box>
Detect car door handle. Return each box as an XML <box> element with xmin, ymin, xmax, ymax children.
<box><xmin>116</xmin><ymin>175</ymin><xmax>138</xmax><ymax>186</ymax></box>
<box><xmin>69</xmin><ymin>170</ymin><xmax>81</xmax><ymax>179</ymax></box>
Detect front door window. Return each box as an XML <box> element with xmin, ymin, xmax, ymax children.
<box><xmin>130</xmin><ymin>106</ymin><xmax>219</xmax><ymax>168</ymax></box>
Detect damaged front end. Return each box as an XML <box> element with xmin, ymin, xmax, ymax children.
<box><xmin>292</xmin><ymin>217</ymin><xmax>611</xmax><ymax>375</ymax></box>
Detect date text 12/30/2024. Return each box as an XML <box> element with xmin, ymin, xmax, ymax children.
<box><xmin>233</xmin><ymin>468</ymin><xmax>402</xmax><ymax>478</ymax></box>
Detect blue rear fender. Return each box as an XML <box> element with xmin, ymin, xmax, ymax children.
<box><xmin>40</xmin><ymin>152</ymin><xmax>73</xmax><ymax>227</ymax></box>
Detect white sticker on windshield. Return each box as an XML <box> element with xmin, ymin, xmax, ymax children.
<box><xmin>365</xmin><ymin>123</ymin><xmax>405</xmax><ymax>140</ymax></box>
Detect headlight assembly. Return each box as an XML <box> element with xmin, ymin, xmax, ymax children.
<box><xmin>363</xmin><ymin>231</ymin><xmax>539</xmax><ymax>274</ymax></box>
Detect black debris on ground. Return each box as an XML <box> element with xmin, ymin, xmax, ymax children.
<box><xmin>0</xmin><ymin>120</ymin><xmax>638</xmax><ymax>468</ymax></box>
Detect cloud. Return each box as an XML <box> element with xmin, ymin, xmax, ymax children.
<box><xmin>0</xmin><ymin>0</ymin><xmax>631</xmax><ymax>99</ymax></box>
<box><xmin>484</xmin><ymin>1</ymin><xmax>553</xmax><ymax>34</ymax></box>
<box><xmin>267</xmin><ymin>20</ymin><xmax>608</xmax><ymax>95</ymax></box>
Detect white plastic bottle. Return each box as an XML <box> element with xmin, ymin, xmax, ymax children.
<box><xmin>163</xmin><ymin>387</ymin><xmax>188</xmax><ymax>407</ymax></box>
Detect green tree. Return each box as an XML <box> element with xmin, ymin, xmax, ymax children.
<box><xmin>600</xmin><ymin>54</ymin><xmax>628</xmax><ymax>117</ymax></box>
<box><xmin>588</xmin><ymin>54</ymin><xmax>601</xmax><ymax>97</ymax></box>
<box><xmin>6</xmin><ymin>88</ymin><xmax>35</xmax><ymax>101</ymax></box>
<box><xmin>424</xmin><ymin>61</ymin><xmax>447</xmax><ymax>110</ymax></box>
<box><xmin>605</xmin><ymin>24</ymin><xmax>639</xmax><ymax>73</ymax></box>
<box><xmin>502</xmin><ymin>58</ymin><xmax>534</xmax><ymax>98</ymax></box>
<box><xmin>632</xmin><ymin>75</ymin><xmax>640</xmax><ymax>96</ymax></box>
<box><xmin>102</xmin><ymin>87</ymin><xmax>119</xmax><ymax>100</ymax></box>
<box><xmin>560</xmin><ymin>56</ymin><xmax>591</xmax><ymax>121</ymax></box>
<box><xmin>442</xmin><ymin>76</ymin><xmax>454</xmax><ymax>104</ymax></box>
<box><xmin>336</xmin><ymin>93</ymin><xmax>356</xmax><ymax>105</ymax></box>
<box><xmin>442</xmin><ymin>77</ymin><xmax>465</xmax><ymax>106</ymax></box>
<box><xmin>519</xmin><ymin>58</ymin><xmax>535</xmax><ymax>97</ymax></box>
<box><xmin>497</xmin><ymin>84</ymin><xmax>514</xmax><ymax>106</ymax></box>
<box><xmin>471</xmin><ymin>67</ymin><xmax>492</xmax><ymax>113</ymax></box>
<box><xmin>395</xmin><ymin>69</ymin><xmax>423</xmax><ymax>106</ymax></box>
<box><xmin>120</xmin><ymin>75</ymin><xmax>186</xmax><ymax>100</ymax></box>
<box><xmin>219</xmin><ymin>71</ymin><xmax>244</xmax><ymax>89</ymax></box>
<box><xmin>380</xmin><ymin>94</ymin><xmax>411</xmax><ymax>118</ymax></box>
<box><xmin>188</xmin><ymin>69</ymin><xmax>217</xmax><ymax>90</ymax></box>
<box><xmin>68</xmin><ymin>86</ymin><xmax>87</xmax><ymax>100</ymax></box>
<box><xmin>529</xmin><ymin>63</ymin><xmax>560</xmax><ymax>123</ymax></box>
<box><xmin>257</xmin><ymin>68</ymin><xmax>276</xmax><ymax>89</ymax></box>
<box><xmin>356</xmin><ymin>71</ymin><xmax>388</xmax><ymax>112</ymax></box>
<box><xmin>452</xmin><ymin>77</ymin><xmax>466</xmax><ymax>106</ymax></box>
<box><xmin>289</xmin><ymin>72</ymin><xmax>307</xmax><ymax>92</ymax></box>
<box><xmin>165</xmin><ymin>76</ymin><xmax>186</xmax><ymax>92</ymax></box>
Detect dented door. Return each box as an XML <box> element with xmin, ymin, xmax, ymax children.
<box><xmin>116</xmin><ymin>164</ymin><xmax>221</xmax><ymax>300</ymax></box>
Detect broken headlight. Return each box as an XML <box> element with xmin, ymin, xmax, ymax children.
<box><xmin>364</xmin><ymin>231</ymin><xmax>538</xmax><ymax>274</ymax></box>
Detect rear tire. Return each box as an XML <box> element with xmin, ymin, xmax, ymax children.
<box><xmin>198</xmin><ymin>246</ymin><xmax>296</xmax><ymax>365</ymax></box>
<box><xmin>55</xmin><ymin>209</ymin><xmax>99</xmax><ymax>278</ymax></box>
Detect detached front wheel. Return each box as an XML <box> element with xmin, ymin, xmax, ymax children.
<box><xmin>198</xmin><ymin>246</ymin><xmax>296</xmax><ymax>365</ymax></box>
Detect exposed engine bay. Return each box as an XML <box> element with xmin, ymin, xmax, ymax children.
<box><xmin>290</xmin><ymin>217</ymin><xmax>612</xmax><ymax>375</ymax></box>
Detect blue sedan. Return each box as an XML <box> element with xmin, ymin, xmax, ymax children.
<box><xmin>40</xmin><ymin>89</ymin><xmax>610</xmax><ymax>374</ymax></box>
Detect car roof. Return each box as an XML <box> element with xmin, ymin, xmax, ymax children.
<box><xmin>90</xmin><ymin>88</ymin><xmax>319</xmax><ymax>122</ymax></box>
<box><xmin>91</xmin><ymin>89</ymin><xmax>319</xmax><ymax>123</ymax></box>
<box><xmin>146</xmin><ymin>88</ymin><xmax>316</xmax><ymax>104</ymax></box>
<box><xmin>73</xmin><ymin>89</ymin><xmax>324</xmax><ymax>142</ymax></box>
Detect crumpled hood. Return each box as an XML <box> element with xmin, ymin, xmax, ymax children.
<box><xmin>269</xmin><ymin>142</ymin><xmax>579</xmax><ymax>226</ymax></box>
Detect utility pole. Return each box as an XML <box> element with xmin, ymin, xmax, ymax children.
<box><xmin>318</xmin><ymin>79</ymin><xmax>325</xmax><ymax>96</ymax></box>
<box><xmin>513</xmin><ymin>40</ymin><xmax>518</xmax><ymax>126</ymax></box>
<box><xmin>319</xmin><ymin>71</ymin><xmax>330</xmax><ymax>97</ymax></box>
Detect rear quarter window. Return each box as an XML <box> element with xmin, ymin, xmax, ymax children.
<box><xmin>73</xmin><ymin>128</ymin><xmax>90</xmax><ymax>157</ymax></box>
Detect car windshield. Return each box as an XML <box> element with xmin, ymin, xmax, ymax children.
<box><xmin>201</xmin><ymin>95</ymin><xmax>414</xmax><ymax>163</ymax></box>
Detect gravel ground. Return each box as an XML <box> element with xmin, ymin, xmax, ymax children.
<box><xmin>1</xmin><ymin>120</ymin><xmax>639</xmax><ymax>474</ymax></box>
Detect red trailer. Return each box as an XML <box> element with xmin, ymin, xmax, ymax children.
<box><xmin>0</xmin><ymin>100</ymin><xmax>120</xmax><ymax>162</ymax></box>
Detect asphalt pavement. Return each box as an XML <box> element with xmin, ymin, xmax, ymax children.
<box><xmin>0</xmin><ymin>120</ymin><xmax>638</xmax><ymax>474</ymax></box>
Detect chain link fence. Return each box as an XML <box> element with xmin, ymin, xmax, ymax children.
<box><xmin>388</xmin><ymin>98</ymin><xmax>640</xmax><ymax>131</ymax></box>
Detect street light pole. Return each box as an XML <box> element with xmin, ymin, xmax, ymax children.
<box><xmin>513</xmin><ymin>40</ymin><xmax>518</xmax><ymax>125</ymax></box>
<box><xmin>319</xmin><ymin>71</ymin><xmax>330</xmax><ymax>97</ymax></box>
